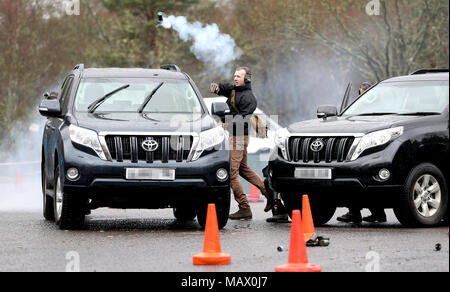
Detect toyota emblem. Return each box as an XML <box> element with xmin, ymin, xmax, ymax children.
<box><xmin>142</xmin><ymin>139</ymin><xmax>159</xmax><ymax>152</ymax></box>
<box><xmin>310</xmin><ymin>140</ymin><xmax>324</xmax><ymax>152</ymax></box>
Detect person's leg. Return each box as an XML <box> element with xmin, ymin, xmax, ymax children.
<box><xmin>364</xmin><ymin>208</ymin><xmax>387</xmax><ymax>223</ymax></box>
<box><xmin>337</xmin><ymin>207</ymin><xmax>362</xmax><ymax>223</ymax></box>
<box><xmin>229</xmin><ymin>136</ymin><xmax>252</xmax><ymax>219</ymax></box>
<box><xmin>264</xmin><ymin>178</ymin><xmax>289</xmax><ymax>223</ymax></box>
<box><xmin>238</xmin><ymin>136</ymin><xmax>268</xmax><ymax>199</ymax></box>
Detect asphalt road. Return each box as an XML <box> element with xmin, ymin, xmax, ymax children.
<box><xmin>0</xmin><ymin>185</ymin><xmax>448</xmax><ymax>272</ymax></box>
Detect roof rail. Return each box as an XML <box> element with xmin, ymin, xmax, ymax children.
<box><xmin>160</xmin><ymin>64</ymin><xmax>181</xmax><ymax>72</ymax></box>
<box><xmin>410</xmin><ymin>68</ymin><xmax>449</xmax><ymax>75</ymax></box>
<box><xmin>73</xmin><ymin>64</ymin><xmax>85</xmax><ymax>70</ymax></box>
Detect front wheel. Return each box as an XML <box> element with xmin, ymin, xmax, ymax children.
<box><xmin>42</xmin><ymin>163</ymin><xmax>54</xmax><ymax>221</ymax></box>
<box><xmin>173</xmin><ymin>206</ymin><xmax>197</xmax><ymax>221</ymax></box>
<box><xmin>53</xmin><ymin>165</ymin><xmax>86</xmax><ymax>230</ymax></box>
<box><xmin>196</xmin><ymin>190</ymin><xmax>231</xmax><ymax>230</ymax></box>
<box><xmin>394</xmin><ymin>163</ymin><xmax>448</xmax><ymax>227</ymax></box>
<box><xmin>281</xmin><ymin>192</ymin><xmax>336</xmax><ymax>226</ymax></box>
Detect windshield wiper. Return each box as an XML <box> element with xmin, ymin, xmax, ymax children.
<box><xmin>353</xmin><ymin>112</ymin><xmax>397</xmax><ymax>116</ymax></box>
<box><xmin>141</xmin><ymin>113</ymin><xmax>160</xmax><ymax>122</ymax></box>
<box><xmin>88</xmin><ymin>84</ymin><xmax>130</xmax><ymax>113</ymax></box>
<box><xmin>137</xmin><ymin>82</ymin><xmax>164</xmax><ymax>114</ymax></box>
<box><xmin>396</xmin><ymin>112</ymin><xmax>441</xmax><ymax>116</ymax></box>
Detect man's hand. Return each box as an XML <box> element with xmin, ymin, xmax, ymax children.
<box><xmin>209</xmin><ymin>83</ymin><xmax>220</xmax><ymax>94</ymax></box>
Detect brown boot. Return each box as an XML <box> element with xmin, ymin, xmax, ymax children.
<box><xmin>229</xmin><ymin>208</ymin><xmax>252</xmax><ymax>220</ymax></box>
<box><xmin>266</xmin><ymin>213</ymin><xmax>290</xmax><ymax>223</ymax></box>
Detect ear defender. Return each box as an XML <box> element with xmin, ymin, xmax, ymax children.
<box><xmin>243</xmin><ymin>67</ymin><xmax>252</xmax><ymax>84</ymax></box>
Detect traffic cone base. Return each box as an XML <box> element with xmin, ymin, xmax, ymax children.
<box><xmin>275</xmin><ymin>263</ymin><xmax>322</xmax><ymax>273</ymax></box>
<box><xmin>275</xmin><ymin>210</ymin><xmax>322</xmax><ymax>272</ymax></box>
<box><xmin>193</xmin><ymin>252</ymin><xmax>231</xmax><ymax>265</ymax></box>
<box><xmin>304</xmin><ymin>233</ymin><xmax>315</xmax><ymax>242</ymax></box>
<box><xmin>193</xmin><ymin>204</ymin><xmax>231</xmax><ymax>265</ymax></box>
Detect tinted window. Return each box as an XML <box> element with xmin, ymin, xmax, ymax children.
<box><xmin>60</xmin><ymin>76</ymin><xmax>74</xmax><ymax>106</ymax></box>
<box><xmin>61</xmin><ymin>77</ymin><xmax>74</xmax><ymax>112</ymax></box>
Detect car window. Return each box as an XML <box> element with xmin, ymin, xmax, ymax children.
<box><xmin>60</xmin><ymin>76</ymin><xmax>69</xmax><ymax>91</ymax></box>
<box><xmin>343</xmin><ymin>81</ymin><xmax>449</xmax><ymax>115</ymax></box>
<box><xmin>74</xmin><ymin>78</ymin><xmax>203</xmax><ymax>114</ymax></box>
<box><xmin>60</xmin><ymin>76</ymin><xmax>74</xmax><ymax>107</ymax></box>
<box><xmin>61</xmin><ymin>77</ymin><xmax>74</xmax><ymax>112</ymax></box>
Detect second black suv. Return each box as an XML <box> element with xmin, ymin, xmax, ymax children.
<box><xmin>268</xmin><ymin>69</ymin><xmax>449</xmax><ymax>227</ymax></box>
<box><xmin>39</xmin><ymin>64</ymin><xmax>231</xmax><ymax>230</ymax></box>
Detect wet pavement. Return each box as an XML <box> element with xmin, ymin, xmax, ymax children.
<box><xmin>0</xmin><ymin>201</ymin><xmax>448</xmax><ymax>272</ymax></box>
<box><xmin>0</xmin><ymin>170</ymin><xmax>448</xmax><ymax>272</ymax></box>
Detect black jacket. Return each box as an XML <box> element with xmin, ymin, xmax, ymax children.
<box><xmin>217</xmin><ymin>83</ymin><xmax>257</xmax><ymax>136</ymax></box>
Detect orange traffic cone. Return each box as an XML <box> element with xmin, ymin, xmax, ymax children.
<box><xmin>249</xmin><ymin>184</ymin><xmax>264</xmax><ymax>203</ymax></box>
<box><xmin>193</xmin><ymin>204</ymin><xmax>231</xmax><ymax>265</ymax></box>
<box><xmin>275</xmin><ymin>210</ymin><xmax>322</xmax><ymax>272</ymax></box>
<box><xmin>15</xmin><ymin>170</ymin><xmax>22</xmax><ymax>190</ymax></box>
<box><xmin>302</xmin><ymin>195</ymin><xmax>316</xmax><ymax>242</ymax></box>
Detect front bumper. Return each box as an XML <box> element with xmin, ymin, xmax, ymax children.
<box><xmin>268</xmin><ymin>147</ymin><xmax>404</xmax><ymax>207</ymax></box>
<box><xmin>61</xmin><ymin>143</ymin><xmax>230</xmax><ymax>208</ymax></box>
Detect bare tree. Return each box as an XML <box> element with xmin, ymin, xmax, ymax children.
<box><xmin>0</xmin><ymin>0</ymin><xmax>105</xmax><ymax>155</ymax></box>
<box><xmin>308</xmin><ymin>0</ymin><xmax>449</xmax><ymax>81</ymax></box>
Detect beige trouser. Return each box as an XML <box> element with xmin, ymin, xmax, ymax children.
<box><xmin>229</xmin><ymin>136</ymin><xmax>268</xmax><ymax>210</ymax></box>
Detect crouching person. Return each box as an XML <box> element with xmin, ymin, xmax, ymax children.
<box><xmin>262</xmin><ymin>166</ymin><xmax>290</xmax><ymax>223</ymax></box>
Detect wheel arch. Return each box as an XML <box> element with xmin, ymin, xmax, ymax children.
<box><xmin>394</xmin><ymin>141</ymin><xmax>449</xmax><ymax>185</ymax></box>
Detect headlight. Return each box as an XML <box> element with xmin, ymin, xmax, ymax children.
<box><xmin>350</xmin><ymin>126</ymin><xmax>403</xmax><ymax>161</ymax></box>
<box><xmin>69</xmin><ymin>125</ymin><xmax>107</xmax><ymax>160</ymax></box>
<box><xmin>191</xmin><ymin>126</ymin><xmax>226</xmax><ymax>161</ymax></box>
<box><xmin>274</xmin><ymin>128</ymin><xmax>290</xmax><ymax>160</ymax></box>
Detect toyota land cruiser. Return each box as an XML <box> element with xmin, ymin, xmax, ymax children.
<box><xmin>39</xmin><ymin>64</ymin><xmax>231</xmax><ymax>230</ymax></box>
<box><xmin>268</xmin><ymin>69</ymin><xmax>449</xmax><ymax>227</ymax></box>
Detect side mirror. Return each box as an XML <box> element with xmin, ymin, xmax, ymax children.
<box><xmin>317</xmin><ymin>105</ymin><xmax>338</xmax><ymax>119</ymax></box>
<box><xmin>211</xmin><ymin>102</ymin><xmax>230</xmax><ymax>117</ymax></box>
<box><xmin>39</xmin><ymin>99</ymin><xmax>61</xmax><ymax>117</ymax></box>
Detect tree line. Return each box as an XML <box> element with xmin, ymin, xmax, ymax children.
<box><xmin>0</xmin><ymin>0</ymin><xmax>448</xmax><ymax>158</ymax></box>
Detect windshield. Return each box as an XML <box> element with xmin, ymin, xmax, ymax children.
<box><xmin>342</xmin><ymin>81</ymin><xmax>449</xmax><ymax>116</ymax></box>
<box><xmin>74</xmin><ymin>78</ymin><xmax>203</xmax><ymax>113</ymax></box>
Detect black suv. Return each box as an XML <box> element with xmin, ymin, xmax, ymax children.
<box><xmin>268</xmin><ymin>69</ymin><xmax>449</xmax><ymax>227</ymax></box>
<box><xmin>39</xmin><ymin>64</ymin><xmax>231</xmax><ymax>230</ymax></box>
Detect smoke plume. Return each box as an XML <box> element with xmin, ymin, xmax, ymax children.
<box><xmin>0</xmin><ymin>115</ymin><xmax>44</xmax><ymax>211</ymax></box>
<box><xmin>160</xmin><ymin>15</ymin><xmax>242</xmax><ymax>77</ymax></box>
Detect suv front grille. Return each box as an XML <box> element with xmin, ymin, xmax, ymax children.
<box><xmin>287</xmin><ymin>136</ymin><xmax>355</xmax><ymax>163</ymax></box>
<box><xmin>105</xmin><ymin>135</ymin><xmax>193</xmax><ymax>163</ymax></box>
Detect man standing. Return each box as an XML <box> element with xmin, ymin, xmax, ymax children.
<box><xmin>210</xmin><ymin>67</ymin><xmax>271</xmax><ymax>220</ymax></box>
<box><xmin>359</xmin><ymin>82</ymin><xmax>372</xmax><ymax>95</ymax></box>
<box><xmin>337</xmin><ymin>82</ymin><xmax>387</xmax><ymax>224</ymax></box>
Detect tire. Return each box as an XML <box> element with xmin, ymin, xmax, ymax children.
<box><xmin>42</xmin><ymin>163</ymin><xmax>55</xmax><ymax>221</ymax></box>
<box><xmin>281</xmin><ymin>192</ymin><xmax>336</xmax><ymax>226</ymax></box>
<box><xmin>196</xmin><ymin>190</ymin><xmax>231</xmax><ymax>230</ymax></box>
<box><xmin>280</xmin><ymin>192</ymin><xmax>301</xmax><ymax>218</ymax></box>
<box><xmin>173</xmin><ymin>207</ymin><xmax>197</xmax><ymax>221</ymax></box>
<box><xmin>309</xmin><ymin>201</ymin><xmax>336</xmax><ymax>226</ymax></box>
<box><xmin>394</xmin><ymin>163</ymin><xmax>448</xmax><ymax>227</ymax></box>
<box><xmin>53</xmin><ymin>165</ymin><xmax>86</xmax><ymax>230</ymax></box>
